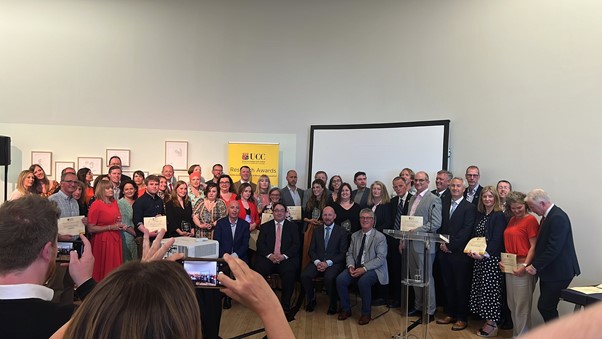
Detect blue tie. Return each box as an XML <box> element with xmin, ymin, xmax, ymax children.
<box><xmin>324</xmin><ymin>226</ymin><xmax>331</xmax><ymax>250</ymax></box>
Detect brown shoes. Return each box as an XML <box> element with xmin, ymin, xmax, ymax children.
<box><xmin>358</xmin><ymin>315</ymin><xmax>371</xmax><ymax>325</ymax></box>
<box><xmin>436</xmin><ymin>316</ymin><xmax>457</xmax><ymax>325</ymax></box>
<box><xmin>337</xmin><ymin>310</ymin><xmax>352</xmax><ymax>321</ymax></box>
<box><xmin>452</xmin><ymin>320</ymin><xmax>468</xmax><ymax>331</ymax></box>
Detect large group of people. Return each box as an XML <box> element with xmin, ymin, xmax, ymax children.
<box><xmin>3</xmin><ymin>159</ymin><xmax>582</xmax><ymax>338</ymax></box>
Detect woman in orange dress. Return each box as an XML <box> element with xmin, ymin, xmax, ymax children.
<box><xmin>77</xmin><ymin>167</ymin><xmax>95</xmax><ymax>204</ymax></box>
<box><xmin>87</xmin><ymin>180</ymin><xmax>124</xmax><ymax>281</ymax></box>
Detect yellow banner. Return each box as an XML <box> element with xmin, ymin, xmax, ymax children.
<box><xmin>228</xmin><ymin>143</ymin><xmax>279</xmax><ymax>185</ymax></box>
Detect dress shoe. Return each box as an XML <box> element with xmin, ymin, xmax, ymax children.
<box><xmin>436</xmin><ymin>316</ymin><xmax>457</xmax><ymax>325</ymax></box>
<box><xmin>327</xmin><ymin>306</ymin><xmax>338</xmax><ymax>315</ymax></box>
<box><xmin>222</xmin><ymin>297</ymin><xmax>231</xmax><ymax>309</ymax></box>
<box><xmin>358</xmin><ymin>314</ymin><xmax>371</xmax><ymax>325</ymax></box>
<box><xmin>451</xmin><ymin>320</ymin><xmax>468</xmax><ymax>331</ymax></box>
<box><xmin>387</xmin><ymin>301</ymin><xmax>401</xmax><ymax>308</ymax></box>
<box><xmin>416</xmin><ymin>314</ymin><xmax>435</xmax><ymax>324</ymax></box>
<box><xmin>407</xmin><ymin>308</ymin><xmax>422</xmax><ymax>317</ymax></box>
<box><xmin>476</xmin><ymin>322</ymin><xmax>498</xmax><ymax>337</ymax></box>
<box><xmin>337</xmin><ymin>310</ymin><xmax>352</xmax><ymax>321</ymax></box>
<box><xmin>305</xmin><ymin>299</ymin><xmax>316</xmax><ymax>312</ymax></box>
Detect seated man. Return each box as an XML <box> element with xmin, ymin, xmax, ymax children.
<box><xmin>0</xmin><ymin>195</ymin><xmax>94</xmax><ymax>339</ymax></box>
<box><xmin>254</xmin><ymin>202</ymin><xmax>300</xmax><ymax>321</ymax></box>
<box><xmin>300</xmin><ymin>206</ymin><xmax>348</xmax><ymax>314</ymax></box>
<box><xmin>336</xmin><ymin>208</ymin><xmax>388</xmax><ymax>325</ymax></box>
<box><xmin>214</xmin><ymin>200</ymin><xmax>251</xmax><ymax>309</ymax></box>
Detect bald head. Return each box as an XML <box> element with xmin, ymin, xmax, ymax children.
<box><xmin>322</xmin><ymin>206</ymin><xmax>336</xmax><ymax>226</ymax></box>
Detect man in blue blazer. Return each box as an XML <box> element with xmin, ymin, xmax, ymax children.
<box><xmin>214</xmin><ymin>200</ymin><xmax>251</xmax><ymax>263</ymax></box>
<box><xmin>525</xmin><ymin>189</ymin><xmax>580</xmax><ymax>322</ymax></box>
<box><xmin>301</xmin><ymin>206</ymin><xmax>348</xmax><ymax>314</ymax></box>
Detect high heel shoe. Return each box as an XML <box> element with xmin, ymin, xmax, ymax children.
<box><xmin>476</xmin><ymin>321</ymin><xmax>498</xmax><ymax>337</ymax></box>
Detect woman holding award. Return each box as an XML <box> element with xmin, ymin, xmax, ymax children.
<box><xmin>87</xmin><ymin>180</ymin><xmax>124</xmax><ymax>281</ymax></box>
<box><xmin>254</xmin><ymin>175</ymin><xmax>272</xmax><ymax>212</ymax></box>
<box><xmin>302</xmin><ymin>179</ymin><xmax>329</xmax><ymax>268</ymax></box>
<box><xmin>500</xmin><ymin>191</ymin><xmax>540</xmax><ymax>337</ymax></box>
<box><xmin>467</xmin><ymin>186</ymin><xmax>507</xmax><ymax>337</ymax></box>
<box><xmin>117</xmin><ymin>180</ymin><xmax>139</xmax><ymax>261</ymax></box>
<box><xmin>193</xmin><ymin>182</ymin><xmax>227</xmax><ymax>239</ymax></box>
<box><xmin>330</xmin><ymin>183</ymin><xmax>361</xmax><ymax>234</ymax></box>
<box><xmin>165</xmin><ymin>181</ymin><xmax>194</xmax><ymax>238</ymax></box>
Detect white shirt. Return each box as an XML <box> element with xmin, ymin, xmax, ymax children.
<box><xmin>0</xmin><ymin>284</ymin><xmax>54</xmax><ymax>301</ymax></box>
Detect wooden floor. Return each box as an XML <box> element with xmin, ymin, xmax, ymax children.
<box><xmin>219</xmin><ymin>292</ymin><xmax>513</xmax><ymax>339</ymax></box>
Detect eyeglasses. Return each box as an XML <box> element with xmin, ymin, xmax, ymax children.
<box><xmin>273</xmin><ymin>209</ymin><xmax>286</xmax><ymax>213</ymax></box>
<box><xmin>359</xmin><ymin>216</ymin><xmax>374</xmax><ymax>220</ymax></box>
<box><xmin>219</xmin><ymin>181</ymin><xmax>230</xmax><ymax>185</ymax></box>
<box><xmin>466</xmin><ymin>174</ymin><xmax>479</xmax><ymax>177</ymax></box>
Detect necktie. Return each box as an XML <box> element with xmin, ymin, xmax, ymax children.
<box><xmin>540</xmin><ymin>216</ymin><xmax>546</xmax><ymax>226</ymax></box>
<box><xmin>355</xmin><ymin>233</ymin><xmax>366</xmax><ymax>267</ymax></box>
<box><xmin>409</xmin><ymin>193</ymin><xmax>422</xmax><ymax>216</ymax></box>
<box><xmin>450</xmin><ymin>201</ymin><xmax>458</xmax><ymax>219</ymax></box>
<box><xmin>169</xmin><ymin>182</ymin><xmax>173</xmax><ymax>191</ymax></box>
<box><xmin>274</xmin><ymin>222</ymin><xmax>282</xmax><ymax>255</ymax></box>
<box><xmin>324</xmin><ymin>226</ymin><xmax>331</xmax><ymax>249</ymax></box>
<box><xmin>393</xmin><ymin>198</ymin><xmax>404</xmax><ymax>230</ymax></box>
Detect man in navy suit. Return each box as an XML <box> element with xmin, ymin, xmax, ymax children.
<box><xmin>214</xmin><ymin>200</ymin><xmax>251</xmax><ymax>263</ymax></box>
<box><xmin>463</xmin><ymin>166</ymin><xmax>482</xmax><ymax>206</ymax></box>
<box><xmin>301</xmin><ymin>206</ymin><xmax>348</xmax><ymax>314</ymax></box>
<box><xmin>254</xmin><ymin>202</ymin><xmax>301</xmax><ymax>320</ymax></box>
<box><xmin>436</xmin><ymin>177</ymin><xmax>476</xmax><ymax>331</ymax></box>
<box><xmin>432</xmin><ymin>170</ymin><xmax>452</xmax><ymax>205</ymax></box>
<box><xmin>525</xmin><ymin>189</ymin><xmax>580</xmax><ymax>322</ymax></box>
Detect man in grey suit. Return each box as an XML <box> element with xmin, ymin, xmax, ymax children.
<box><xmin>336</xmin><ymin>208</ymin><xmax>388</xmax><ymax>325</ymax></box>
<box><xmin>280</xmin><ymin>170</ymin><xmax>304</xmax><ymax>208</ymax></box>
<box><xmin>405</xmin><ymin>171</ymin><xmax>442</xmax><ymax>322</ymax></box>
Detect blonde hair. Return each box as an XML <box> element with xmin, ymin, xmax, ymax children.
<box><xmin>64</xmin><ymin>261</ymin><xmax>202</xmax><ymax>339</ymax></box>
<box><xmin>367</xmin><ymin>180</ymin><xmax>391</xmax><ymax>205</ymax></box>
<box><xmin>477</xmin><ymin>185</ymin><xmax>502</xmax><ymax>214</ymax></box>
<box><xmin>94</xmin><ymin>180</ymin><xmax>114</xmax><ymax>202</ymax></box>
<box><xmin>16</xmin><ymin>170</ymin><xmax>34</xmax><ymax>195</ymax></box>
<box><xmin>255</xmin><ymin>174</ymin><xmax>271</xmax><ymax>196</ymax></box>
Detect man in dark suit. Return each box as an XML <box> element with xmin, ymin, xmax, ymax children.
<box><xmin>233</xmin><ymin>166</ymin><xmax>257</xmax><ymax>193</ymax></box>
<box><xmin>254</xmin><ymin>202</ymin><xmax>301</xmax><ymax>320</ymax></box>
<box><xmin>405</xmin><ymin>171</ymin><xmax>442</xmax><ymax>321</ymax></box>
<box><xmin>108</xmin><ymin>155</ymin><xmax>132</xmax><ymax>183</ymax></box>
<box><xmin>280</xmin><ymin>169</ymin><xmax>304</xmax><ymax>208</ymax></box>
<box><xmin>161</xmin><ymin>164</ymin><xmax>176</xmax><ymax>193</ymax></box>
<box><xmin>436</xmin><ymin>177</ymin><xmax>476</xmax><ymax>331</ymax></box>
<box><xmin>432</xmin><ymin>170</ymin><xmax>452</xmax><ymax>205</ymax></box>
<box><xmin>301</xmin><ymin>206</ymin><xmax>348</xmax><ymax>314</ymax></box>
<box><xmin>387</xmin><ymin>176</ymin><xmax>413</xmax><ymax>308</ymax></box>
<box><xmin>351</xmin><ymin>171</ymin><xmax>369</xmax><ymax>208</ymax></box>
<box><xmin>525</xmin><ymin>189</ymin><xmax>580</xmax><ymax>322</ymax></box>
<box><xmin>336</xmin><ymin>208</ymin><xmax>388</xmax><ymax>325</ymax></box>
<box><xmin>463</xmin><ymin>165</ymin><xmax>482</xmax><ymax>206</ymax></box>
<box><xmin>214</xmin><ymin>200</ymin><xmax>251</xmax><ymax>310</ymax></box>
<box><xmin>0</xmin><ymin>195</ymin><xmax>95</xmax><ymax>339</ymax></box>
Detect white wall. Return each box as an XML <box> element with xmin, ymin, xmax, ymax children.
<box><xmin>1</xmin><ymin>0</ymin><xmax>601</xmax><ymax>322</ymax></box>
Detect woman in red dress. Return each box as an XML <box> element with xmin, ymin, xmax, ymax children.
<box><xmin>87</xmin><ymin>180</ymin><xmax>124</xmax><ymax>281</ymax></box>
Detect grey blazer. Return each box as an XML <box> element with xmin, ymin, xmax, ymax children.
<box><xmin>407</xmin><ymin>191</ymin><xmax>442</xmax><ymax>253</ymax></box>
<box><xmin>345</xmin><ymin>228</ymin><xmax>389</xmax><ymax>285</ymax></box>
<box><xmin>281</xmin><ymin>186</ymin><xmax>304</xmax><ymax>207</ymax></box>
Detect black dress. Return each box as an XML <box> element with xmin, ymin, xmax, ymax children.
<box><xmin>330</xmin><ymin>202</ymin><xmax>361</xmax><ymax>234</ymax></box>
<box><xmin>164</xmin><ymin>200</ymin><xmax>193</xmax><ymax>238</ymax></box>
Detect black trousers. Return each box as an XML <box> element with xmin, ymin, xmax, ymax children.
<box><xmin>538</xmin><ymin>278</ymin><xmax>572</xmax><ymax>322</ymax></box>
<box><xmin>254</xmin><ymin>256</ymin><xmax>298</xmax><ymax>310</ymax></box>
<box><xmin>301</xmin><ymin>263</ymin><xmax>342</xmax><ymax>308</ymax></box>
<box><xmin>195</xmin><ymin>288</ymin><xmax>223</xmax><ymax>339</ymax></box>
<box><xmin>437</xmin><ymin>251</ymin><xmax>472</xmax><ymax>321</ymax></box>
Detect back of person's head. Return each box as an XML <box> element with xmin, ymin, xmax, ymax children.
<box><xmin>64</xmin><ymin>260</ymin><xmax>202</xmax><ymax>339</ymax></box>
<box><xmin>0</xmin><ymin>195</ymin><xmax>60</xmax><ymax>274</ymax></box>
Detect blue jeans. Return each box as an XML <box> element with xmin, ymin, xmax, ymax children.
<box><xmin>336</xmin><ymin>268</ymin><xmax>379</xmax><ymax>316</ymax></box>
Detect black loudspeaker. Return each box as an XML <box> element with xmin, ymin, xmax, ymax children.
<box><xmin>0</xmin><ymin>136</ymin><xmax>11</xmax><ymax>166</ymax></box>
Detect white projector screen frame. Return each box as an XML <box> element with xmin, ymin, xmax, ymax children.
<box><xmin>308</xmin><ymin>120</ymin><xmax>450</xmax><ymax>191</ymax></box>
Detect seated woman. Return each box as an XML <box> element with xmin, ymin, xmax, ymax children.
<box><xmin>217</xmin><ymin>174</ymin><xmax>237</xmax><ymax>205</ymax></box>
<box><xmin>193</xmin><ymin>182</ymin><xmax>227</xmax><ymax>239</ymax></box>
<box><xmin>29</xmin><ymin>164</ymin><xmax>58</xmax><ymax>197</ymax></box>
<box><xmin>237</xmin><ymin>183</ymin><xmax>260</xmax><ymax>231</ymax></box>
<box><xmin>188</xmin><ymin>172</ymin><xmax>204</xmax><ymax>207</ymax></box>
<box><xmin>9</xmin><ymin>170</ymin><xmax>35</xmax><ymax>200</ymax></box>
<box><xmin>76</xmin><ymin>167</ymin><xmax>94</xmax><ymax>204</ymax></box>
<box><xmin>132</xmin><ymin>170</ymin><xmax>146</xmax><ymax>198</ymax></box>
<box><xmin>254</xmin><ymin>174</ymin><xmax>271</xmax><ymax>212</ymax></box>
<box><xmin>87</xmin><ymin>180</ymin><xmax>124</xmax><ymax>281</ymax></box>
<box><xmin>165</xmin><ymin>181</ymin><xmax>194</xmax><ymax>238</ymax></box>
<box><xmin>52</xmin><ymin>254</ymin><xmax>294</xmax><ymax>339</ymax></box>
<box><xmin>117</xmin><ymin>180</ymin><xmax>139</xmax><ymax>261</ymax></box>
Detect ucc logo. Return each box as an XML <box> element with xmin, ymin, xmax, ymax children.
<box><xmin>242</xmin><ymin>153</ymin><xmax>266</xmax><ymax>160</ymax></box>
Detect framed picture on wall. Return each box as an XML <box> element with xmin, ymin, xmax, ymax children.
<box><xmin>78</xmin><ymin>157</ymin><xmax>103</xmax><ymax>175</ymax></box>
<box><xmin>165</xmin><ymin>141</ymin><xmax>188</xmax><ymax>171</ymax></box>
<box><xmin>55</xmin><ymin>161</ymin><xmax>75</xmax><ymax>178</ymax></box>
<box><xmin>106</xmin><ymin>149</ymin><xmax>131</xmax><ymax>167</ymax></box>
<box><xmin>31</xmin><ymin>151</ymin><xmax>53</xmax><ymax>176</ymax></box>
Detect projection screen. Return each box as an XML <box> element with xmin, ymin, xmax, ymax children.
<box><xmin>308</xmin><ymin>120</ymin><xmax>450</xmax><ymax>190</ymax></box>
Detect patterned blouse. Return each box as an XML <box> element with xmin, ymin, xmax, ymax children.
<box><xmin>193</xmin><ymin>198</ymin><xmax>227</xmax><ymax>239</ymax></box>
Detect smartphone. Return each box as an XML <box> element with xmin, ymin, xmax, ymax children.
<box><xmin>56</xmin><ymin>241</ymin><xmax>83</xmax><ymax>262</ymax></box>
<box><xmin>181</xmin><ymin>258</ymin><xmax>229</xmax><ymax>288</ymax></box>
